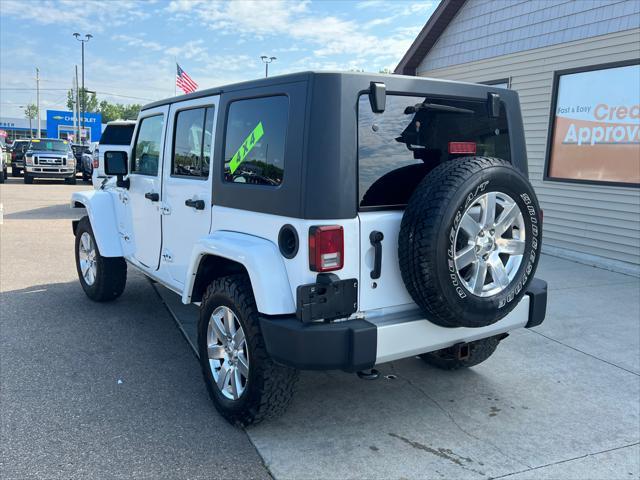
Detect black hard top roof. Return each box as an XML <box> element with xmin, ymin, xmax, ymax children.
<box><xmin>140</xmin><ymin>70</ymin><xmax>473</xmax><ymax>111</ymax></box>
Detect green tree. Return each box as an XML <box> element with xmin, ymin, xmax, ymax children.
<box><xmin>96</xmin><ymin>100</ymin><xmax>141</xmax><ymax>122</ymax></box>
<box><xmin>24</xmin><ymin>103</ymin><xmax>38</xmax><ymax>137</ymax></box>
<box><xmin>66</xmin><ymin>88</ymin><xmax>98</xmax><ymax>112</ymax></box>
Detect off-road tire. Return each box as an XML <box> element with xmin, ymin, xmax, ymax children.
<box><xmin>23</xmin><ymin>174</ymin><xmax>33</xmax><ymax>184</ymax></box>
<box><xmin>65</xmin><ymin>176</ymin><xmax>77</xmax><ymax>185</ymax></box>
<box><xmin>0</xmin><ymin>172</ymin><xmax>4</xmax><ymax>184</ymax></box>
<box><xmin>420</xmin><ymin>336</ymin><xmax>500</xmax><ymax>370</ymax></box>
<box><xmin>74</xmin><ymin>216</ymin><xmax>127</xmax><ymax>302</ymax></box>
<box><xmin>198</xmin><ymin>274</ymin><xmax>298</xmax><ymax>426</ymax></box>
<box><xmin>399</xmin><ymin>156</ymin><xmax>542</xmax><ymax>328</ymax></box>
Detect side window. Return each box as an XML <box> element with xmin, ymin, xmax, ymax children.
<box><xmin>132</xmin><ymin>115</ymin><xmax>164</xmax><ymax>176</ymax></box>
<box><xmin>223</xmin><ymin>95</ymin><xmax>288</xmax><ymax>186</ymax></box>
<box><xmin>172</xmin><ymin>107</ymin><xmax>215</xmax><ymax>178</ymax></box>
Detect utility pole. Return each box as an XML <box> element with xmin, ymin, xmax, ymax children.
<box><xmin>36</xmin><ymin>67</ymin><xmax>41</xmax><ymax>138</ymax></box>
<box><xmin>260</xmin><ymin>56</ymin><xmax>276</xmax><ymax>78</ymax></box>
<box><xmin>73</xmin><ymin>33</ymin><xmax>92</xmax><ymax>143</ymax></box>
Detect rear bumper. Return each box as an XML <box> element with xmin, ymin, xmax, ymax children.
<box><xmin>260</xmin><ymin>278</ymin><xmax>547</xmax><ymax>372</ymax></box>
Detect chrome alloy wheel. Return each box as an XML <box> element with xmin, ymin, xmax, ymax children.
<box><xmin>78</xmin><ymin>232</ymin><xmax>97</xmax><ymax>286</ymax></box>
<box><xmin>453</xmin><ymin>191</ymin><xmax>526</xmax><ymax>297</ymax></box>
<box><xmin>207</xmin><ymin>306</ymin><xmax>249</xmax><ymax>400</ymax></box>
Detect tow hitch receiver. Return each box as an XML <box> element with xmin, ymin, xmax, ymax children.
<box><xmin>452</xmin><ymin>342</ymin><xmax>470</xmax><ymax>361</ymax></box>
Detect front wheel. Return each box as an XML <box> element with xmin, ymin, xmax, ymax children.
<box><xmin>198</xmin><ymin>274</ymin><xmax>298</xmax><ymax>426</ymax></box>
<box><xmin>12</xmin><ymin>167</ymin><xmax>21</xmax><ymax>177</ymax></box>
<box><xmin>65</xmin><ymin>176</ymin><xmax>77</xmax><ymax>185</ymax></box>
<box><xmin>23</xmin><ymin>174</ymin><xmax>33</xmax><ymax>184</ymax></box>
<box><xmin>74</xmin><ymin>216</ymin><xmax>127</xmax><ymax>302</ymax></box>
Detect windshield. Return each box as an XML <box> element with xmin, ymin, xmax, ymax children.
<box><xmin>29</xmin><ymin>139</ymin><xmax>70</xmax><ymax>152</ymax></box>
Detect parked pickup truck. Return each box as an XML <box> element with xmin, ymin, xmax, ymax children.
<box><xmin>71</xmin><ymin>71</ymin><xmax>547</xmax><ymax>426</ymax></box>
<box><xmin>24</xmin><ymin>138</ymin><xmax>76</xmax><ymax>184</ymax></box>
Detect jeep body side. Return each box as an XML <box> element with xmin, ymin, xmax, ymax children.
<box><xmin>72</xmin><ymin>71</ymin><xmax>547</xmax><ymax>424</ymax></box>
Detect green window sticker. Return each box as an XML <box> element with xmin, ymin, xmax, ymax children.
<box><xmin>229</xmin><ymin>121</ymin><xmax>264</xmax><ymax>174</ymax></box>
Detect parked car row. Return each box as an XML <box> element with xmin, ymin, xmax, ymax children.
<box><xmin>1</xmin><ymin>120</ymin><xmax>136</xmax><ymax>186</ymax></box>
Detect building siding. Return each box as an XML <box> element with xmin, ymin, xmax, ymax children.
<box><xmin>419</xmin><ymin>0</ymin><xmax>640</xmax><ymax>71</ymax></box>
<box><xmin>416</xmin><ymin>28</ymin><xmax>640</xmax><ymax>271</ymax></box>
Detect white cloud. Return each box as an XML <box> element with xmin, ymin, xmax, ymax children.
<box><xmin>1</xmin><ymin>0</ymin><xmax>149</xmax><ymax>32</ymax></box>
<box><xmin>163</xmin><ymin>0</ymin><xmax>426</xmax><ymax>67</ymax></box>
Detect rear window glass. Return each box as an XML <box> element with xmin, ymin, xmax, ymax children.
<box><xmin>358</xmin><ymin>94</ymin><xmax>510</xmax><ymax>208</ymax></box>
<box><xmin>100</xmin><ymin>124</ymin><xmax>135</xmax><ymax>145</ymax></box>
<box><xmin>223</xmin><ymin>95</ymin><xmax>288</xmax><ymax>187</ymax></box>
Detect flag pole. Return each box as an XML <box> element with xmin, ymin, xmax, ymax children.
<box><xmin>174</xmin><ymin>57</ymin><xmax>177</xmax><ymax>96</ymax></box>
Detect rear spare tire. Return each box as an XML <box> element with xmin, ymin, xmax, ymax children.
<box><xmin>399</xmin><ymin>157</ymin><xmax>541</xmax><ymax>328</ymax></box>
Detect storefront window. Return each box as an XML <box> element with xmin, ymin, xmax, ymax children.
<box><xmin>545</xmin><ymin>61</ymin><xmax>640</xmax><ymax>186</ymax></box>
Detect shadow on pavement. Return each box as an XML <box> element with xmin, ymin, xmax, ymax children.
<box><xmin>3</xmin><ymin>203</ymin><xmax>86</xmax><ymax>220</ymax></box>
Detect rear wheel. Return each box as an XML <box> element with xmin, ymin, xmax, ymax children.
<box><xmin>23</xmin><ymin>174</ymin><xmax>33</xmax><ymax>184</ymax></box>
<box><xmin>74</xmin><ymin>216</ymin><xmax>127</xmax><ymax>302</ymax></box>
<box><xmin>420</xmin><ymin>336</ymin><xmax>500</xmax><ymax>370</ymax></box>
<box><xmin>198</xmin><ymin>274</ymin><xmax>298</xmax><ymax>426</ymax></box>
<box><xmin>65</xmin><ymin>176</ymin><xmax>77</xmax><ymax>185</ymax></box>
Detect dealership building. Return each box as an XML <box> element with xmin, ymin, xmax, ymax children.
<box><xmin>396</xmin><ymin>0</ymin><xmax>640</xmax><ymax>275</ymax></box>
<box><xmin>0</xmin><ymin>110</ymin><xmax>103</xmax><ymax>143</ymax></box>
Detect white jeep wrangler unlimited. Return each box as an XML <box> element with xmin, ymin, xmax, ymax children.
<box><xmin>72</xmin><ymin>72</ymin><xmax>547</xmax><ymax>426</ymax></box>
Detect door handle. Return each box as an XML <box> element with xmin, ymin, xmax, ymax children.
<box><xmin>144</xmin><ymin>192</ymin><xmax>159</xmax><ymax>202</ymax></box>
<box><xmin>185</xmin><ymin>198</ymin><xmax>205</xmax><ymax>210</ymax></box>
<box><xmin>369</xmin><ymin>231</ymin><xmax>384</xmax><ymax>279</ymax></box>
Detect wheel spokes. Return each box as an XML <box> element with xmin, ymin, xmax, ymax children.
<box><xmin>216</xmin><ymin>363</ymin><xmax>231</xmax><ymax>390</ymax></box>
<box><xmin>488</xmin><ymin>256</ymin><xmax>510</xmax><ymax>288</ymax></box>
<box><xmin>210</xmin><ymin>314</ymin><xmax>227</xmax><ymax>342</ymax></box>
<box><xmin>455</xmin><ymin>245</ymin><xmax>476</xmax><ymax>269</ymax></box>
<box><xmin>230</xmin><ymin>367</ymin><xmax>240</xmax><ymax>400</ymax></box>
<box><xmin>237</xmin><ymin>353</ymin><xmax>249</xmax><ymax>377</ymax></box>
<box><xmin>469</xmin><ymin>261</ymin><xmax>488</xmax><ymax>295</ymax></box>
<box><xmin>496</xmin><ymin>238</ymin><xmax>525</xmax><ymax>255</ymax></box>
<box><xmin>480</xmin><ymin>192</ymin><xmax>497</xmax><ymax>228</ymax></box>
<box><xmin>207</xmin><ymin>344</ymin><xmax>225</xmax><ymax>360</ymax></box>
<box><xmin>460</xmin><ymin>214</ymin><xmax>481</xmax><ymax>238</ymax></box>
<box><xmin>494</xmin><ymin>202</ymin><xmax>520</xmax><ymax>236</ymax></box>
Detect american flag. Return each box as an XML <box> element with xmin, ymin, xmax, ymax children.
<box><xmin>176</xmin><ymin>63</ymin><xmax>198</xmax><ymax>94</ymax></box>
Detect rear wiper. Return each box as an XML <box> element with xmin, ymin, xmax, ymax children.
<box><xmin>404</xmin><ymin>103</ymin><xmax>474</xmax><ymax>115</ymax></box>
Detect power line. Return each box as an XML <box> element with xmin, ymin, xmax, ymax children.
<box><xmin>0</xmin><ymin>87</ymin><xmax>155</xmax><ymax>101</ymax></box>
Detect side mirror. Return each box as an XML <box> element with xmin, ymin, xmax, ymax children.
<box><xmin>104</xmin><ymin>151</ymin><xmax>129</xmax><ymax>188</ymax></box>
<box><xmin>369</xmin><ymin>82</ymin><xmax>386</xmax><ymax>113</ymax></box>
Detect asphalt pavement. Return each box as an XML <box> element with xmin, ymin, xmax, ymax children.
<box><xmin>0</xmin><ymin>176</ymin><xmax>270</xmax><ymax>479</ymax></box>
<box><xmin>1</xmin><ymin>173</ymin><xmax>639</xmax><ymax>480</ymax></box>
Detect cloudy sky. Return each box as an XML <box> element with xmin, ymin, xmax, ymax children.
<box><xmin>0</xmin><ymin>0</ymin><xmax>437</xmax><ymax>118</ymax></box>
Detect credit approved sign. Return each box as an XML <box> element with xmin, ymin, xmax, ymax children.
<box><xmin>548</xmin><ymin>63</ymin><xmax>640</xmax><ymax>184</ymax></box>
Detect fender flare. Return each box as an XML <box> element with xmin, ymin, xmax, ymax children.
<box><xmin>71</xmin><ymin>190</ymin><xmax>124</xmax><ymax>257</ymax></box>
<box><xmin>183</xmin><ymin>231</ymin><xmax>295</xmax><ymax>315</ymax></box>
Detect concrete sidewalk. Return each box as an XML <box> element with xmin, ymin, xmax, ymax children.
<box><xmin>158</xmin><ymin>254</ymin><xmax>640</xmax><ymax>480</ymax></box>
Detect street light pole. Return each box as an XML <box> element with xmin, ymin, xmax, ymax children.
<box><xmin>260</xmin><ymin>56</ymin><xmax>276</xmax><ymax>78</ymax></box>
<box><xmin>35</xmin><ymin>68</ymin><xmax>41</xmax><ymax>138</ymax></box>
<box><xmin>73</xmin><ymin>33</ymin><xmax>92</xmax><ymax>143</ymax></box>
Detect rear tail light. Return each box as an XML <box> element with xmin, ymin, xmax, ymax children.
<box><xmin>92</xmin><ymin>149</ymin><xmax>99</xmax><ymax>169</ymax></box>
<box><xmin>11</xmin><ymin>151</ymin><xmax>16</xmax><ymax>160</ymax></box>
<box><xmin>309</xmin><ymin>226</ymin><xmax>344</xmax><ymax>272</ymax></box>
<box><xmin>448</xmin><ymin>142</ymin><xmax>477</xmax><ymax>155</ymax></box>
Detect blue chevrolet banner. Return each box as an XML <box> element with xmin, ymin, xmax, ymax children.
<box><xmin>46</xmin><ymin>110</ymin><xmax>102</xmax><ymax>143</ymax></box>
